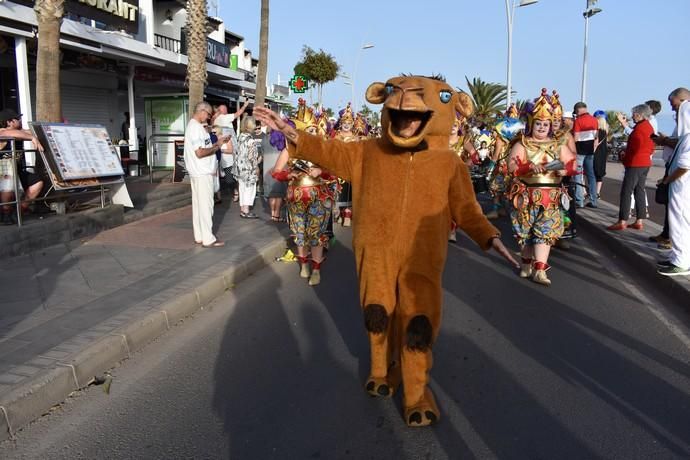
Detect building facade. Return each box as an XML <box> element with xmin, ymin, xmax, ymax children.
<box><xmin>0</xmin><ymin>0</ymin><xmax>258</xmax><ymax>167</ymax></box>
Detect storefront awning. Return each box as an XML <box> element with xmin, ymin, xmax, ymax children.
<box><xmin>221</xmin><ymin>79</ymin><xmax>256</xmax><ymax>91</ymax></box>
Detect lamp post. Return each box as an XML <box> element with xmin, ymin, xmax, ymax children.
<box><xmin>352</xmin><ymin>44</ymin><xmax>374</xmax><ymax>113</ymax></box>
<box><xmin>505</xmin><ymin>0</ymin><xmax>538</xmax><ymax>110</ymax></box>
<box><xmin>580</xmin><ymin>0</ymin><xmax>602</xmax><ymax>103</ymax></box>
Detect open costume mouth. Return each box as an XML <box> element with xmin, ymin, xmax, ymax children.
<box><xmin>388</xmin><ymin>109</ymin><xmax>432</xmax><ymax>141</ymax></box>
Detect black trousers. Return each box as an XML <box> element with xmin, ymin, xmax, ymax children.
<box><xmin>618</xmin><ymin>167</ymin><xmax>649</xmax><ymax>221</ymax></box>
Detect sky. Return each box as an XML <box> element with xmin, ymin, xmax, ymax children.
<box><xmin>220</xmin><ymin>0</ymin><xmax>690</xmax><ymax>133</ymax></box>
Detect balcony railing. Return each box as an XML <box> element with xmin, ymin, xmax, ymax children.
<box><xmin>154</xmin><ymin>34</ymin><xmax>181</xmax><ymax>53</ymax></box>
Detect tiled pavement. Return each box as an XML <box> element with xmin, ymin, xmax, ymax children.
<box><xmin>0</xmin><ymin>201</ymin><xmax>288</xmax><ymax>395</ymax></box>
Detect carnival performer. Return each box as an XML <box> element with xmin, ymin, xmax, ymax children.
<box><xmin>487</xmin><ymin>104</ymin><xmax>524</xmax><ymax>219</ymax></box>
<box><xmin>448</xmin><ymin>111</ymin><xmax>481</xmax><ymax>241</ymax></box>
<box><xmin>333</xmin><ymin>103</ymin><xmax>358</xmax><ymax>226</ymax></box>
<box><xmin>508</xmin><ymin>89</ymin><xmax>577</xmax><ymax>286</ymax></box>
<box><xmin>550</xmin><ymin>91</ymin><xmax>578</xmax><ymax>250</ymax></box>
<box><xmin>271</xmin><ymin>100</ymin><xmax>339</xmax><ymax>286</ymax></box>
<box><xmin>354</xmin><ymin>113</ymin><xmax>370</xmax><ymax>138</ymax></box>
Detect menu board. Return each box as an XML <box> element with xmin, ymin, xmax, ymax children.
<box><xmin>36</xmin><ymin>124</ymin><xmax>124</xmax><ymax>180</ymax></box>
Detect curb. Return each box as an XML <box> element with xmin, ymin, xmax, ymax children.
<box><xmin>576</xmin><ymin>199</ymin><xmax>690</xmax><ymax>307</ymax></box>
<box><xmin>0</xmin><ymin>236</ymin><xmax>288</xmax><ymax>442</ymax></box>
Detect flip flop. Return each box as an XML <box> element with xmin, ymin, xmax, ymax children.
<box><xmin>202</xmin><ymin>240</ymin><xmax>225</xmax><ymax>248</ymax></box>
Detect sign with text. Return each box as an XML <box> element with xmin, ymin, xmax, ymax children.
<box><xmin>13</xmin><ymin>0</ymin><xmax>140</xmax><ymax>33</ymax></box>
<box><xmin>34</xmin><ymin>124</ymin><xmax>124</xmax><ymax>180</ymax></box>
<box><xmin>181</xmin><ymin>35</ymin><xmax>230</xmax><ymax>68</ymax></box>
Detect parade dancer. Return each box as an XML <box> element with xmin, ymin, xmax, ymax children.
<box><xmin>550</xmin><ymin>91</ymin><xmax>578</xmax><ymax>249</ymax></box>
<box><xmin>271</xmin><ymin>101</ymin><xmax>339</xmax><ymax>286</ymax></box>
<box><xmin>508</xmin><ymin>89</ymin><xmax>577</xmax><ymax>286</ymax></box>
<box><xmin>333</xmin><ymin>103</ymin><xmax>358</xmax><ymax>226</ymax></box>
<box><xmin>487</xmin><ymin>104</ymin><xmax>524</xmax><ymax>219</ymax></box>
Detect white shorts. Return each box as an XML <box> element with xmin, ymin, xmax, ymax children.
<box><xmin>0</xmin><ymin>175</ymin><xmax>15</xmax><ymax>192</ymax></box>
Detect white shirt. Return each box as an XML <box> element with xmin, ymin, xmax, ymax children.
<box><xmin>184</xmin><ymin>118</ymin><xmax>216</xmax><ymax>177</ymax></box>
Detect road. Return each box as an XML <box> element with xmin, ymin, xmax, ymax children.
<box><xmin>3</xmin><ymin>218</ymin><xmax>690</xmax><ymax>459</ymax></box>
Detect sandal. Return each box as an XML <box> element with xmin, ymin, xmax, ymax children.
<box><xmin>240</xmin><ymin>212</ymin><xmax>258</xmax><ymax>219</ymax></box>
<box><xmin>202</xmin><ymin>240</ymin><xmax>225</xmax><ymax>248</ymax></box>
<box><xmin>271</xmin><ymin>215</ymin><xmax>285</xmax><ymax>222</ymax></box>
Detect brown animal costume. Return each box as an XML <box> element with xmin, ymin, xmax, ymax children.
<box><xmin>284</xmin><ymin>75</ymin><xmax>500</xmax><ymax>426</ymax></box>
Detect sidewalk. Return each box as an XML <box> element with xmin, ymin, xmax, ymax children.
<box><xmin>576</xmin><ymin>199</ymin><xmax>690</xmax><ymax>303</ymax></box>
<box><xmin>0</xmin><ymin>199</ymin><xmax>288</xmax><ymax>441</ymax></box>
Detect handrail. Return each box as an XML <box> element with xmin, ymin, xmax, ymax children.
<box><xmin>147</xmin><ymin>133</ymin><xmax>184</xmax><ymax>183</ymax></box>
<box><xmin>0</xmin><ymin>139</ymin><xmax>111</xmax><ymax>227</ymax></box>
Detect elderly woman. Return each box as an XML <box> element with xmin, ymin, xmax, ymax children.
<box><xmin>607</xmin><ymin>104</ymin><xmax>655</xmax><ymax>231</ymax></box>
<box><xmin>233</xmin><ymin>116</ymin><xmax>262</xmax><ymax>219</ymax></box>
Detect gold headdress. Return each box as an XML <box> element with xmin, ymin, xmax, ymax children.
<box><xmin>529</xmin><ymin>88</ymin><xmax>554</xmax><ymax>124</ymax></box>
<box><xmin>338</xmin><ymin>103</ymin><xmax>355</xmax><ymax>126</ymax></box>
<box><xmin>354</xmin><ymin>113</ymin><xmax>368</xmax><ymax>136</ymax></box>
<box><xmin>506</xmin><ymin>103</ymin><xmax>519</xmax><ymax>119</ymax></box>
<box><xmin>292</xmin><ymin>98</ymin><xmax>318</xmax><ymax>132</ymax></box>
<box><xmin>550</xmin><ymin>90</ymin><xmax>563</xmax><ymax>120</ymax></box>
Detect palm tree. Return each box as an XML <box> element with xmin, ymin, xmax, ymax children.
<box><xmin>254</xmin><ymin>0</ymin><xmax>269</xmax><ymax>108</ymax></box>
<box><xmin>34</xmin><ymin>0</ymin><xmax>64</xmax><ymax>122</ymax></box>
<box><xmin>463</xmin><ymin>77</ymin><xmax>507</xmax><ymax>125</ymax></box>
<box><xmin>186</xmin><ymin>0</ymin><xmax>208</xmax><ymax>118</ymax></box>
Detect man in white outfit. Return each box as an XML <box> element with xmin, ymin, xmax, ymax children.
<box><xmin>657</xmin><ymin>88</ymin><xmax>690</xmax><ymax>276</ymax></box>
<box><xmin>184</xmin><ymin>102</ymin><xmax>229</xmax><ymax>248</ymax></box>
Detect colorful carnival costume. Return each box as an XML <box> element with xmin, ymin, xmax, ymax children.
<box><xmin>263</xmin><ymin>76</ymin><xmax>505</xmax><ymax>427</ymax></box>
<box><xmin>508</xmin><ymin>89</ymin><xmax>577</xmax><ymax>286</ymax></box>
<box><xmin>333</xmin><ymin>103</ymin><xmax>358</xmax><ymax>226</ymax></box>
<box><xmin>272</xmin><ymin>100</ymin><xmax>339</xmax><ymax>286</ymax></box>
<box><xmin>486</xmin><ymin>104</ymin><xmax>524</xmax><ymax>219</ymax></box>
<box><xmin>550</xmin><ymin>91</ymin><xmax>578</xmax><ymax>244</ymax></box>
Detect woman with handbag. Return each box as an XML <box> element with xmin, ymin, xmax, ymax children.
<box><xmin>606</xmin><ymin>104</ymin><xmax>655</xmax><ymax>231</ymax></box>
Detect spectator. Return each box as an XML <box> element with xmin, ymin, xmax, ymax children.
<box><xmin>607</xmin><ymin>104</ymin><xmax>654</xmax><ymax>231</ymax></box>
<box><xmin>572</xmin><ymin>102</ymin><xmax>599</xmax><ymax>208</ymax></box>
<box><xmin>592</xmin><ymin>110</ymin><xmax>608</xmax><ymax>197</ymax></box>
<box><xmin>233</xmin><ymin>116</ymin><xmax>262</xmax><ymax>219</ymax></box>
<box><xmin>184</xmin><ymin>102</ymin><xmax>228</xmax><ymax>248</ymax></box>
<box><xmin>212</xmin><ymin>100</ymin><xmax>249</xmax><ymax>128</ymax></box>
<box><xmin>657</xmin><ymin>88</ymin><xmax>690</xmax><ymax>276</ymax></box>
<box><xmin>0</xmin><ymin>108</ymin><xmax>44</xmax><ymax>224</ymax></box>
<box><xmin>619</xmin><ymin>100</ymin><xmax>661</xmax><ymax>136</ymax></box>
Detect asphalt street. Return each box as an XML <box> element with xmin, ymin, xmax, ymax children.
<box><xmin>3</xmin><ymin>217</ymin><xmax>690</xmax><ymax>459</ymax></box>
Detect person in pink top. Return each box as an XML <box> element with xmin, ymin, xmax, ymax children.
<box><xmin>607</xmin><ymin>104</ymin><xmax>655</xmax><ymax>231</ymax></box>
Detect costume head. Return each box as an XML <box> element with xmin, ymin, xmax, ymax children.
<box><xmin>337</xmin><ymin>103</ymin><xmax>355</xmax><ymax>132</ymax></box>
<box><xmin>292</xmin><ymin>98</ymin><xmax>328</xmax><ymax>136</ymax></box>
<box><xmin>524</xmin><ymin>88</ymin><xmax>554</xmax><ymax>136</ymax></box>
<box><xmin>549</xmin><ymin>90</ymin><xmax>564</xmax><ymax>132</ymax></box>
<box><xmin>365</xmin><ymin>75</ymin><xmax>474</xmax><ymax>149</ymax></box>
<box><xmin>450</xmin><ymin>110</ymin><xmax>465</xmax><ymax>137</ymax></box>
<box><xmin>354</xmin><ymin>113</ymin><xmax>369</xmax><ymax>137</ymax></box>
<box><xmin>506</xmin><ymin>103</ymin><xmax>519</xmax><ymax>119</ymax></box>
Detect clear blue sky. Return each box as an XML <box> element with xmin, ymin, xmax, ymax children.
<box><xmin>221</xmin><ymin>0</ymin><xmax>689</xmax><ymax>133</ymax></box>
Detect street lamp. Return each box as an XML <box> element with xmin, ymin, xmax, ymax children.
<box><xmin>505</xmin><ymin>0</ymin><xmax>538</xmax><ymax>110</ymax></box>
<box><xmin>351</xmin><ymin>43</ymin><xmax>374</xmax><ymax>113</ymax></box>
<box><xmin>580</xmin><ymin>0</ymin><xmax>602</xmax><ymax>103</ymax></box>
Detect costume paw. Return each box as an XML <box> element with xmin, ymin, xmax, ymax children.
<box><xmin>404</xmin><ymin>387</ymin><xmax>440</xmax><ymax>427</ymax></box>
<box><xmin>365</xmin><ymin>376</ymin><xmax>393</xmax><ymax>398</ymax></box>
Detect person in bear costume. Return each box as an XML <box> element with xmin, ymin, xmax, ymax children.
<box><xmin>255</xmin><ymin>75</ymin><xmax>518</xmax><ymax>427</ymax></box>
